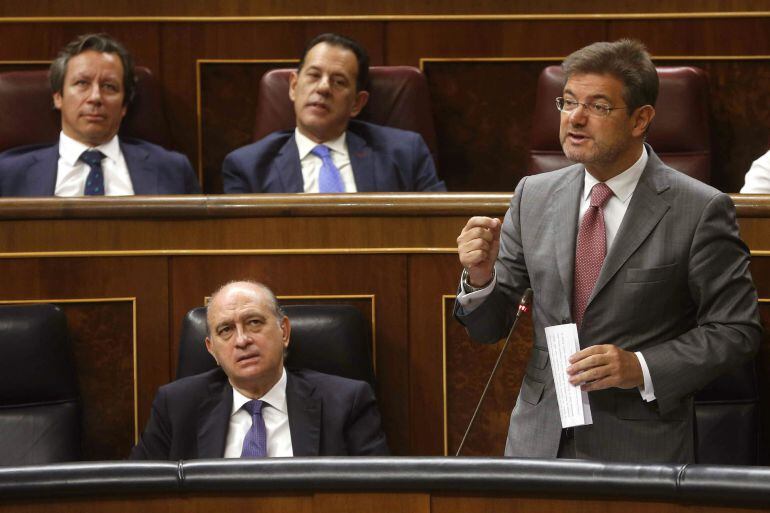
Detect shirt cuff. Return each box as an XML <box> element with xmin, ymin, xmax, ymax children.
<box><xmin>456</xmin><ymin>269</ymin><xmax>496</xmax><ymax>314</ymax></box>
<box><xmin>635</xmin><ymin>351</ymin><xmax>656</xmax><ymax>402</ymax></box>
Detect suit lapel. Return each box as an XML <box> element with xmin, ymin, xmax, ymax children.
<box><xmin>347</xmin><ymin>130</ymin><xmax>376</xmax><ymax>192</ymax></box>
<box><xmin>550</xmin><ymin>168</ymin><xmax>584</xmax><ymax>316</ymax></box>
<box><xmin>121</xmin><ymin>140</ymin><xmax>158</xmax><ymax>195</ymax></box>
<box><xmin>196</xmin><ymin>372</ymin><xmax>233</xmax><ymax>458</ymax></box>
<box><xmin>286</xmin><ymin>371</ymin><xmax>321</xmax><ymax>456</ymax></box>
<box><xmin>270</xmin><ymin>136</ymin><xmax>304</xmax><ymax>192</ymax></box>
<box><xmin>25</xmin><ymin>145</ymin><xmax>59</xmax><ymax>196</ymax></box>
<box><xmin>590</xmin><ymin>149</ymin><xmax>671</xmax><ymax>304</ymax></box>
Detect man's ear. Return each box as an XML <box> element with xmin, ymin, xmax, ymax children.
<box><xmin>205</xmin><ymin>337</ymin><xmax>219</xmax><ymax>365</ymax></box>
<box><xmin>280</xmin><ymin>316</ymin><xmax>291</xmax><ymax>349</ymax></box>
<box><xmin>632</xmin><ymin>105</ymin><xmax>655</xmax><ymax>137</ymax></box>
<box><xmin>288</xmin><ymin>71</ymin><xmax>299</xmax><ymax>102</ymax></box>
<box><xmin>349</xmin><ymin>90</ymin><xmax>369</xmax><ymax>118</ymax></box>
<box><xmin>53</xmin><ymin>92</ymin><xmax>63</xmax><ymax>110</ymax></box>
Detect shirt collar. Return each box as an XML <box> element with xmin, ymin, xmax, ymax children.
<box><xmin>294</xmin><ymin>128</ymin><xmax>347</xmax><ymax>160</ymax></box>
<box><xmin>59</xmin><ymin>131</ymin><xmax>121</xmax><ymax>167</ymax></box>
<box><xmin>230</xmin><ymin>367</ymin><xmax>288</xmax><ymax>416</ymax></box>
<box><xmin>582</xmin><ymin>145</ymin><xmax>648</xmax><ymax>204</ymax></box>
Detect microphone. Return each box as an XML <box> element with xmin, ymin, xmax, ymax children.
<box><xmin>455</xmin><ymin>288</ymin><xmax>533</xmax><ymax>456</ymax></box>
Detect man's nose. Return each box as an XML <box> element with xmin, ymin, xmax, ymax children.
<box><xmin>568</xmin><ymin>104</ymin><xmax>588</xmax><ymax>124</ymax></box>
<box><xmin>234</xmin><ymin>326</ymin><xmax>252</xmax><ymax>347</ymax></box>
<box><xmin>86</xmin><ymin>83</ymin><xmax>102</xmax><ymax>103</ymax></box>
<box><xmin>316</xmin><ymin>75</ymin><xmax>331</xmax><ymax>93</ymax></box>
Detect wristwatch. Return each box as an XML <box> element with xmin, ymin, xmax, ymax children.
<box><xmin>462</xmin><ymin>268</ymin><xmax>493</xmax><ymax>293</ymax></box>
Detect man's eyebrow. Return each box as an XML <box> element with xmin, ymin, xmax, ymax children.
<box><xmin>563</xmin><ymin>88</ymin><xmax>612</xmax><ymax>102</ymax></box>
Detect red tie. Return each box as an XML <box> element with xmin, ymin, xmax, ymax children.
<box><xmin>573</xmin><ymin>182</ymin><xmax>614</xmax><ymax>328</ymax></box>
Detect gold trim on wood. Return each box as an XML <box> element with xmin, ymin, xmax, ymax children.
<box><xmin>0</xmin><ymin>12</ymin><xmax>768</xmax><ymax>22</ymax></box>
<box><xmin>0</xmin><ymin>247</ymin><xmax>459</xmax><ymax>258</ymax></box>
<box><xmin>441</xmin><ymin>294</ymin><xmax>454</xmax><ymax>456</ymax></box>
<box><xmin>0</xmin><ymin>60</ymin><xmax>52</xmax><ymax>65</ymax></box>
<box><xmin>421</xmin><ymin>55</ymin><xmax>770</xmax><ymax>70</ymax></box>
<box><xmin>0</xmin><ymin>297</ymin><xmax>140</xmax><ymax>443</ymax></box>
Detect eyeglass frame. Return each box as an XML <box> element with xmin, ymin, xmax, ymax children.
<box><xmin>555</xmin><ymin>96</ymin><xmax>628</xmax><ymax>118</ymax></box>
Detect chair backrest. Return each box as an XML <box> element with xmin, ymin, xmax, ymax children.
<box><xmin>529</xmin><ymin>65</ymin><xmax>711</xmax><ymax>183</ymax></box>
<box><xmin>0</xmin><ymin>304</ymin><xmax>80</xmax><ymax>465</ymax></box>
<box><xmin>176</xmin><ymin>305</ymin><xmax>375</xmax><ymax>387</ymax></box>
<box><xmin>0</xmin><ymin>67</ymin><xmax>173</xmax><ymax>153</ymax></box>
<box><xmin>252</xmin><ymin>66</ymin><xmax>439</xmax><ymax>160</ymax></box>
<box><xmin>694</xmin><ymin>360</ymin><xmax>759</xmax><ymax>464</ymax></box>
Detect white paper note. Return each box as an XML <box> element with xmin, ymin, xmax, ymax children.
<box><xmin>544</xmin><ymin>323</ymin><xmax>593</xmax><ymax>428</ymax></box>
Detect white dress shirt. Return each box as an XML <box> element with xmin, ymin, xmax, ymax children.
<box><xmin>55</xmin><ymin>132</ymin><xmax>134</xmax><ymax>196</ymax></box>
<box><xmin>740</xmin><ymin>149</ymin><xmax>770</xmax><ymax>193</ymax></box>
<box><xmin>457</xmin><ymin>146</ymin><xmax>656</xmax><ymax>401</ymax></box>
<box><xmin>295</xmin><ymin>128</ymin><xmax>358</xmax><ymax>193</ymax></box>
<box><xmin>223</xmin><ymin>368</ymin><xmax>294</xmax><ymax>458</ymax></box>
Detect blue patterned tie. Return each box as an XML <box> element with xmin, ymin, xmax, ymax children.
<box><xmin>311</xmin><ymin>144</ymin><xmax>345</xmax><ymax>193</ymax></box>
<box><xmin>240</xmin><ymin>399</ymin><xmax>268</xmax><ymax>458</ymax></box>
<box><xmin>79</xmin><ymin>150</ymin><xmax>106</xmax><ymax>196</ymax></box>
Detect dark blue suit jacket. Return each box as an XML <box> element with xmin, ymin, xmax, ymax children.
<box><xmin>0</xmin><ymin>137</ymin><xmax>201</xmax><ymax>196</ymax></box>
<box><xmin>222</xmin><ymin>120</ymin><xmax>446</xmax><ymax>193</ymax></box>
<box><xmin>129</xmin><ymin>367</ymin><xmax>390</xmax><ymax>459</ymax></box>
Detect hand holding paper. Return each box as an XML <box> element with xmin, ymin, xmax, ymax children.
<box><xmin>544</xmin><ymin>324</ymin><xmax>593</xmax><ymax>428</ymax></box>
<box><xmin>567</xmin><ymin>344</ymin><xmax>644</xmax><ymax>392</ymax></box>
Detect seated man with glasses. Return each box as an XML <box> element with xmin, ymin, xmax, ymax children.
<box><xmin>453</xmin><ymin>39</ymin><xmax>759</xmax><ymax>463</ymax></box>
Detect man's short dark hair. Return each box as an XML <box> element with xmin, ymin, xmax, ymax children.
<box><xmin>297</xmin><ymin>33</ymin><xmax>369</xmax><ymax>93</ymax></box>
<box><xmin>49</xmin><ymin>33</ymin><xmax>136</xmax><ymax>106</ymax></box>
<box><xmin>561</xmin><ymin>39</ymin><xmax>658</xmax><ymax>113</ymax></box>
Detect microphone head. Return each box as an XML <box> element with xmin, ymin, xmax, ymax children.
<box><xmin>517</xmin><ymin>288</ymin><xmax>533</xmax><ymax>315</ymax></box>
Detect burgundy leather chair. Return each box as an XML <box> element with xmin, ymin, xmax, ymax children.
<box><xmin>252</xmin><ymin>66</ymin><xmax>438</xmax><ymax>162</ymax></box>
<box><xmin>0</xmin><ymin>67</ymin><xmax>173</xmax><ymax>153</ymax></box>
<box><xmin>528</xmin><ymin>65</ymin><xmax>711</xmax><ymax>183</ymax></box>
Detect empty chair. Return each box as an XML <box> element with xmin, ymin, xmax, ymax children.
<box><xmin>176</xmin><ymin>304</ymin><xmax>375</xmax><ymax>387</ymax></box>
<box><xmin>528</xmin><ymin>65</ymin><xmax>711</xmax><ymax>183</ymax></box>
<box><xmin>0</xmin><ymin>304</ymin><xmax>80</xmax><ymax>465</ymax></box>
<box><xmin>0</xmin><ymin>67</ymin><xmax>173</xmax><ymax>153</ymax></box>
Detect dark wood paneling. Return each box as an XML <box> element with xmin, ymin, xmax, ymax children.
<box><xmin>200</xmin><ymin>62</ymin><xmax>293</xmax><ymax>193</ymax></box>
<box><xmin>0</xmin><ymin>257</ymin><xmax>169</xmax><ymax>460</ymax></box>
<box><xmin>423</xmin><ymin>61</ymin><xmax>548</xmax><ymax>192</ymax></box>
<box><xmin>407</xmin><ymin>254</ymin><xmax>463</xmax><ymax>455</ymax></box>
<box><xmin>59</xmin><ymin>302</ymin><xmax>133</xmax><ymax>460</ymax></box>
<box><xmin>1</xmin><ymin>1</ymin><xmax>769</xmax><ymax>16</ymax></box>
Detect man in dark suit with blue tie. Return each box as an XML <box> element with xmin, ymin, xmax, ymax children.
<box><xmin>0</xmin><ymin>33</ymin><xmax>200</xmax><ymax>196</ymax></box>
<box><xmin>222</xmin><ymin>33</ymin><xmax>446</xmax><ymax>193</ymax></box>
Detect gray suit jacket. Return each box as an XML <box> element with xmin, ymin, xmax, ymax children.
<box><xmin>456</xmin><ymin>146</ymin><xmax>761</xmax><ymax>463</ymax></box>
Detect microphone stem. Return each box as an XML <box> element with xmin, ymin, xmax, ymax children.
<box><xmin>455</xmin><ymin>298</ymin><xmax>529</xmax><ymax>456</ymax></box>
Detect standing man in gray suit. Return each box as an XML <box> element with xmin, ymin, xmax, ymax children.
<box><xmin>455</xmin><ymin>39</ymin><xmax>761</xmax><ymax>463</ymax></box>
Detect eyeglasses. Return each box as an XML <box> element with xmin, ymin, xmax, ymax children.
<box><xmin>555</xmin><ymin>97</ymin><xmax>626</xmax><ymax>117</ymax></box>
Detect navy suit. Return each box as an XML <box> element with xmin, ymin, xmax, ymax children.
<box><xmin>129</xmin><ymin>367</ymin><xmax>390</xmax><ymax>459</ymax></box>
<box><xmin>0</xmin><ymin>137</ymin><xmax>200</xmax><ymax>196</ymax></box>
<box><xmin>222</xmin><ymin>120</ymin><xmax>446</xmax><ymax>193</ymax></box>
